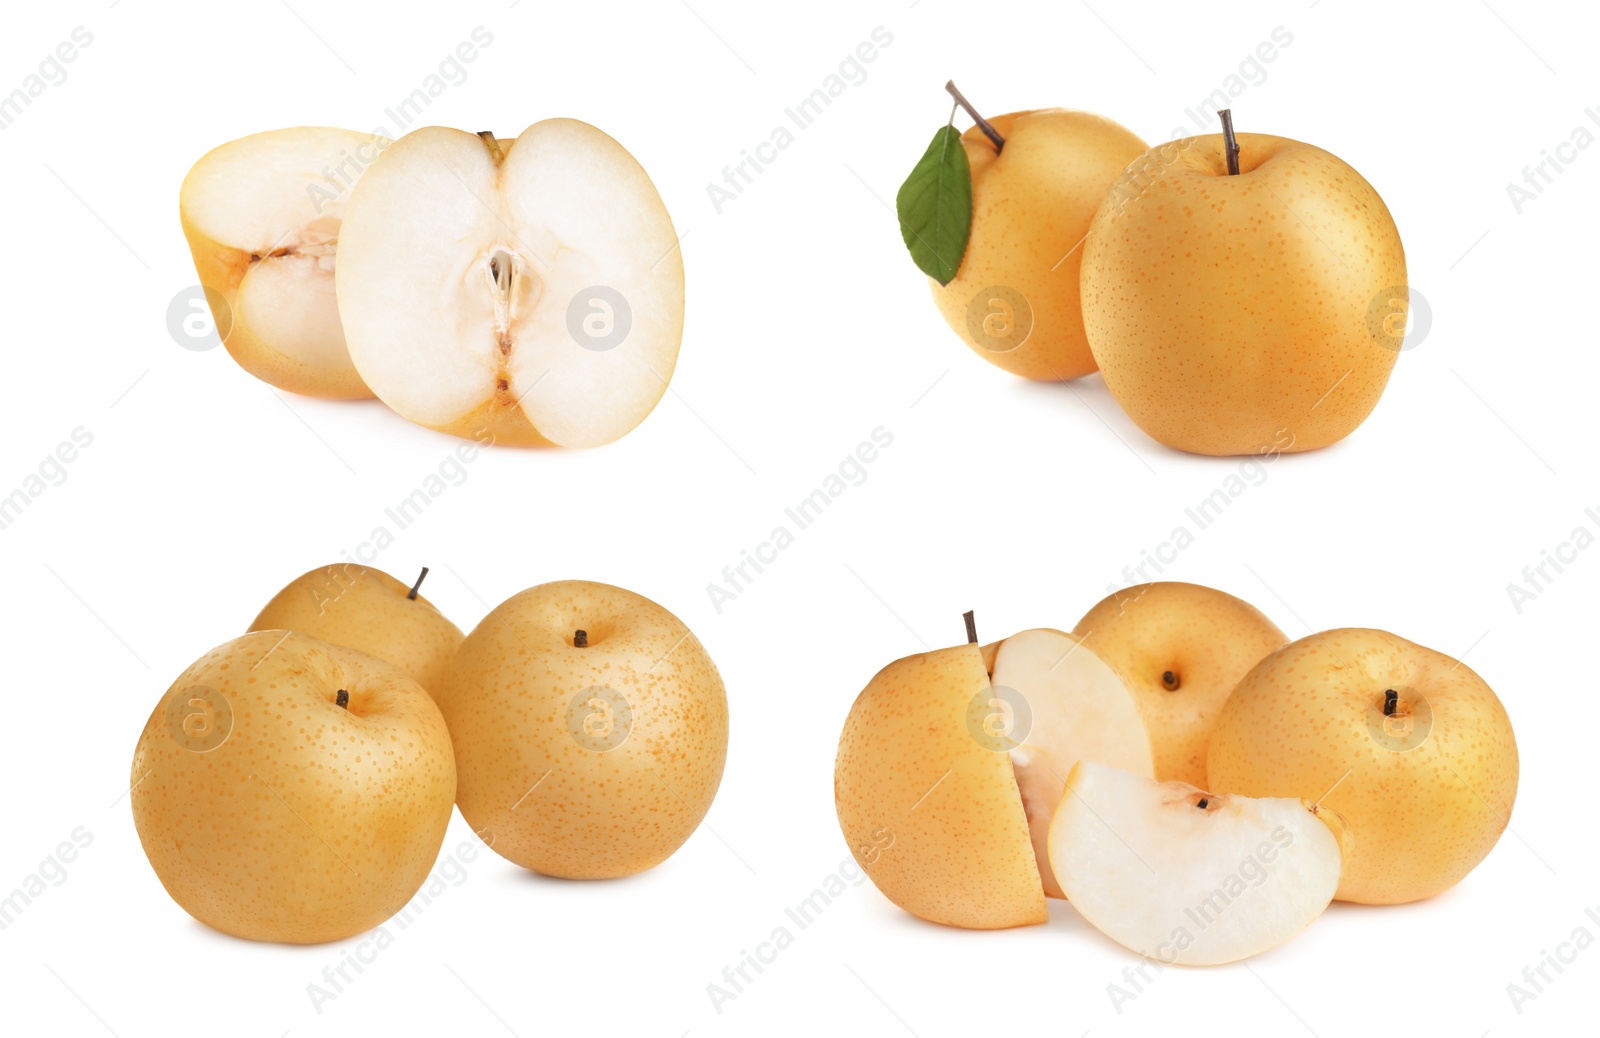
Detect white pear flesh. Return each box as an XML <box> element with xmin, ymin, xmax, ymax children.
<box><xmin>991</xmin><ymin>629</ymin><xmax>1155</xmax><ymax>898</ymax></box>
<box><xmin>335</xmin><ymin>119</ymin><xmax>685</xmax><ymax>447</ymax></box>
<box><xmin>1049</xmin><ymin>761</ymin><xmax>1341</xmax><ymax>966</ymax></box>
<box><xmin>179</xmin><ymin>127</ymin><xmax>385</xmax><ymax>399</ymax></box>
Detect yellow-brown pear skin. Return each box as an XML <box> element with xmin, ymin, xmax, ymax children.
<box><xmin>435</xmin><ymin>581</ymin><xmax>728</xmax><ymax>879</ymax></box>
<box><xmin>1081</xmin><ymin>133</ymin><xmax>1407</xmax><ymax>455</ymax></box>
<box><xmin>834</xmin><ymin>643</ymin><xmax>1046</xmax><ymax>929</ymax></box>
<box><xmin>249</xmin><ymin>564</ymin><xmax>465</xmax><ymax>697</ymax></box>
<box><xmin>1206</xmin><ymin>628</ymin><xmax>1519</xmax><ymax>904</ymax></box>
<box><xmin>130</xmin><ymin>631</ymin><xmax>457</xmax><ymax>944</ymax></box>
<box><xmin>1073</xmin><ymin>582</ymin><xmax>1287</xmax><ymax>786</ymax></box>
<box><xmin>930</xmin><ymin>110</ymin><xmax>1148</xmax><ymax>381</ymax></box>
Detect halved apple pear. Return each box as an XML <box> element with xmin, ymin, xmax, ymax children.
<box><xmin>179</xmin><ymin>127</ymin><xmax>388</xmax><ymax>399</ymax></box>
<box><xmin>834</xmin><ymin>625</ymin><xmax>1154</xmax><ymax>927</ymax></box>
<box><xmin>1049</xmin><ymin>761</ymin><xmax>1344</xmax><ymax>965</ymax></box>
<box><xmin>335</xmin><ymin>119</ymin><xmax>685</xmax><ymax>447</ymax></box>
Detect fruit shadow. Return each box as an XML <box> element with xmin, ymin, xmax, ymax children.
<box><xmin>505</xmin><ymin>866</ymin><xmax>660</xmax><ymax>890</ymax></box>
<box><xmin>876</xmin><ymin>895</ymin><xmax>1377</xmax><ymax>970</ymax></box>
<box><xmin>872</xmin><ymin>894</ymin><xmax>1099</xmax><ymax>939</ymax></box>
<box><xmin>275</xmin><ymin>393</ymin><xmax>564</xmax><ymax>450</ymax></box>
<box><xmin>1015</xmin><ymin>374</ymin><xmax>1361</xmax><ymax>464</ymax></box>
<box><xmin>179</xmin><ymin>915</ymin><xmax>342</xmax><ymax>954</ymax></box>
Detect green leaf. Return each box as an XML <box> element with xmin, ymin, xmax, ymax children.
<box><xmin>896</xmin><ymin>125</ymin><xmax>972</xmax><ymax>286</ymax></box>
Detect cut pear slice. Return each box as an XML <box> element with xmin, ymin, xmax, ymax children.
<box><xmin>991</xmin><ymin>629</ymin><xmax>1155</xmax><ymax>898</ymax></box>
<box><xmin>335</xmin><ymin>119</ymin><xmax>685</xmax><ymax>448</ymax></box>
<box><xmin>180</xmin><ymin>126</ymin><xmax>388</xmax><ymax>399</ymax></box>
<box><xmin>1049</xmin><ymin>761</ymin><xmax>1342</xmax><ymax>965</ymax></box>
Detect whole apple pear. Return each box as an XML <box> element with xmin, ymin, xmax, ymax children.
<box><xmin>436</xmin><ymin>580</ymin><xmax>727</xmax><ymax>879</ymax></box>
<box><xmin>929</xmin><ymin>109</ymin><xmax>1148</xmax><ymax>380</ymax></box>
<box><xmin>1072</xmin><ymin>581</ymin><xmax>1287</xmax><ymax>786</ymax></box>
<box><xmin>249</xmin><ymin>563</ymin><xmax>463</xmax><ymax>697</ymax></box>
<box><xmin>1081</xmin><ymin>132</ymin><xmax>1407</xmax><ymax>455</ymax></box>
<box><xmin>1207</xmin><ymin>628</ymin><xmax>1518</xmax><ymax>904</ymax></box>
<box><xmin>131</xmin><ymin>631</ymin><xmax>456</xmax><ymax>943</ymax></box>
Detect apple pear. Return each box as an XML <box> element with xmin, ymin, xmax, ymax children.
<box><xmin>179</xmin><ymin>127</ymin><xmax>387</xmax><ymax>399</ymax></box>
<box><xmin>435</xmin><ymin>580</ymin><xmax>727</xmax><ymax>878</ymax></box>
<box><xmin>835</xmin><ymin>641</ymin><xmax>1045</xmax><ymax>928</ymax></box>
<box><xmin>1207</xmin><ymin>628</ymin><xmax>1519</xmax><ymax>904</ymax></box>
<box><xmin>335</xmin><ymin>120</ymin><xmax>685</xmax><ymax>447</ymax></box>
<box><xmin>248</xmin><ymin>563</ymin><xmax>464</xmax><ymax>696</ymax></box>
<box><xmin>130</xmin><ymin>631</ymin><xmax>456</xmax><ymax>943</ymax></box>
<box><xmin>834</xmin><ymin>617</ymin><xmax>1154</xmax><ymax>925</ymax></box>
<box><xmin>1081</xmin><ymin>129</ymin><xmax>1407</xmax><ymax>454</ymax></box>
<box><xmin>1073</xmin><ymin>582</ymin><xmax>1287</xmax><ymax>785</ymax></box>
<box><xmin>929</xmin><ymin>107</ymin><xmax>1148</xmax><ymax>380</ymax></box>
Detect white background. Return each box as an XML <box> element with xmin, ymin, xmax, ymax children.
<box><xmin>1</xmin><ymin>0</ymin><xmax>1594</xmax><ymax>1034</ymax></box>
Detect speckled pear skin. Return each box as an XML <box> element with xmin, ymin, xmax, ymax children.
<box><xmin>130</xmin><ymin>631</ymin><xmax>457</xmax><ymax>944</ymax></box>
<box><xmin>1073</xmin><ymin>582</ymin><xmax>1288</xmax><ymax>786</ymax></box>
<box><xmin>834</xmin><ymin>644</ymin><xmax>1047</xmax><ymax>929</ymax></box>
<box><xmin>1207</xmin><ymin>628</ymin><xmax>1519</xmax><ymax>904</ymax></box>
<box><xmin>1081</xmin><ymin>133</ymin><xmax>1407</xmax><ymax>455</ymax></box>
<box><xmin>435</xmin><ymin>581</ymin><xmax>728</xmax><ymax>880</ymax></box>
<box><xmin>249</xmin><ymin>563</ymin><xmax>465</xmax><ymax>698</ymax></box>
<box><xmin>929</xmin><ymin>109</ymin><xmax>1149</xmax><ymax>381</ymax></box>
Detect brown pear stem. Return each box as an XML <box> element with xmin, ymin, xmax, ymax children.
<box><xmin>1384</xmin><ymin>689</ymin><xmax>1398</xmax><ymax>716</ymax></box>
<box><xmin>963</xmin><ymin>610</ymin><xmax>978</xmax><ymax>645</ymax></box>
<box><xmin>574</xmin><ymin>630</ymin><xmax>589</xmax><ymax>648</ymax></box>
<box><xmin>478</xmin><ymin>131</ymin><xmax>504</xmax><ymax>163</ymax></box>
<box><xmin>336</xmin><ymin>689</ymin><xmax>349</xmax><ymax>709</ymax></box>
<box><xmin>945</xmin><ymin>81</ymin><xmax>1004</xmax><ymax>153</ymax></box>
<box><xmin>1162</xmin><ymin>670</ymin><xmax>1180</xmax><ymax>691</ymax></box>
<box><xmin>408</xmin><ymin>566</ymin><xmax>429</xmax><ymax>601</ymax></box>
<box><xmin>1218</xmin><ymin>109</ymin><xmax>1240</xmax><ymax>174</ymax></box>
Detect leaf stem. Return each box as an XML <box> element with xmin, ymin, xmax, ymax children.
<box><xmin>945</xmin><ymin>81</ymin><xmax>1004</xmax><ymax>153</ymax></box>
